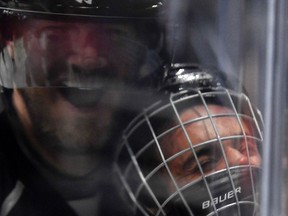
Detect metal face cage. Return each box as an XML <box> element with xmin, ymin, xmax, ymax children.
<box><xmin>114</xmin><ymin>86</ymin><xmax>263</xmax><ymax>216</ymax></box>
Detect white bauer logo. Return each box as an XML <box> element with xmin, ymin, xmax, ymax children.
<box><xmin>75</xmin><ymin>0</ymin><xmax>93</xmax><ymax>5</ymax></box>
<box><xmin>202</xmin><ymin>187</ymin><xmax>242</xmax><ymax>209</ymax></box>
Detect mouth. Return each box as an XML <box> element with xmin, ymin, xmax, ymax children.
<box><xmin>50</xmin><ymin>66</ymin><xmax>116</xmax><ymax>109</ymax></box>
<box><xmin>58</xmin><ymin>87</ymin><xmax>105</xmax><ymax>108</ymax></box>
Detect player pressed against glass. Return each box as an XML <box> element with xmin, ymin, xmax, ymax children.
<box><xmin>0</xmin><ymin>1</ymin><xmax>263</xmax><ymax>216</ymax></box>
<box><xmin>5</xmin><ymin>18</ymin><xmax>158</xmax><ymax>176</ymax></box>
<box><xmin>115</xmin><ymin>85</ymin><xmax>263</xmax><ymax>215</ymax></box>
<box><xmin>159</xmin><ymin>104</ymin><xmax>261</xmax><ymax>190</ymax></box>
<box><xmin>0</xmin><ymin>2</ymin><xmax>163</xmax><ymax>215</ymax></box>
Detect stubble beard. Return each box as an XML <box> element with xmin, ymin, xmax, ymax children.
<box><xmin>17</xmin><ymin>88</ymin><xmax>116</xmax><ymax>156</ymax></box>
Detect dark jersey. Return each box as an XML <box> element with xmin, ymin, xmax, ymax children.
<box><xmin>0</xmin><ymin>112</ymin><xmax>130</xmax><ymax>216</ymax></box>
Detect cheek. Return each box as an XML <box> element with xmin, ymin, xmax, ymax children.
<box><xmin>18</xmin><ymin>88</ymin><xmax>62</xmax><ymax>121</ymax></box>
<box><xmin>12</xmin><ymin>89</ymin><xmax>33</xmax><ymax>129</ymax></box>
<box><xmin>250</xmin><ymin>154</ymin><xmax>262</xmax><ymax>167</ymax></box>
<box><xmin>23</xmin><ymin>34</ymin><xmax>43</xmax><ymax>57</ymax></box>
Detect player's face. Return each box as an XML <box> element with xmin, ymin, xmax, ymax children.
<box><xmin>160</xmin><ymin>104</ymin><xmax>261</xmax><ymax>190</ymax></box>
<box><xmin>9</xmin><ymin>19</ymin><xmax>151</xmax><ymax>174</ymax></box>
<box><xmin>13</xmin><ymin>19</ymin><xmax>144</xmax><ymax>86</ymax></box>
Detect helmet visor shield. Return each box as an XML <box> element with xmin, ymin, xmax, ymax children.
<box><xmin>0</xmin><ymin>14</ymin><xmax>162</xmax><ymax>89</ymax></box>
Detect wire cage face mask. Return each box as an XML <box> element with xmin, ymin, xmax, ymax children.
<box><xmin>114</xmin><ymin>66</ymin><xmax>263</xmax><ymax>216</ymax></box>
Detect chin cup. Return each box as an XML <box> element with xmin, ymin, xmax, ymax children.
<box><xmin>163</xmin><ymin>167</ymin><xmax>261</xmax><ymax>216</ymax></box>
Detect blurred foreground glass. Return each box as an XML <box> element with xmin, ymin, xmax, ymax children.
<box><xmin>114</xmin><ymin>0</ymin><xmax>288</xmax><ymax>216</ymax></box>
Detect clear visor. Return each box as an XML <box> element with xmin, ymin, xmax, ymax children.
<box><xmin>115</xmin><ymin>88</ymin><xmax>263</xmax><ymax>216</ymax></box>
<box><xmin>0</xmin><ymin>13</ymin><xmax>162</xmax><ymax>89</ymax></box>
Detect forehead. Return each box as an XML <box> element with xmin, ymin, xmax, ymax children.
<box><xmin>181</xmin><ymin>104</ymin><xmax>246</xmax><ymax>134</ymax></box>
<box><xmin>180</xmin><ymin>104</ymin><xmax>233</xmax><ymax>121</ymax></box>
<box><xmin>160</xmin><ymin>104</ymin><xmax>257</xmax><ymax>154</ymax></box>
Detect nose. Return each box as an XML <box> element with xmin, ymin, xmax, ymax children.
<box><xmin>225</xmin><ymin>145</ymin><xmax>249</xmax><ymax>166</ymax></box>
<box><xmin>219</xmin><ymin>143</ymin><xmax>261</xmax><ymax>169</ymax></box>
<box><xmin>68</xmin><ymin>27</ymin><xmax>108</xmax><ymax>70</ymax></box>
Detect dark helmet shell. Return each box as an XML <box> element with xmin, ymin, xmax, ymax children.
<box><xmin>0</xmin><ymin>0</ymin><xmax>165</xmax><ymax>17</ymax></box>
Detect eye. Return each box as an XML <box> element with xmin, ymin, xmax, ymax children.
<box><xmin>199</xmin><ymin>158</ymin><xmax>218</xmax><ymax>172</ymax></box>
<box><xmin>183</xmin><ymin>163</ymin><xmax>198</xmax><ymax>174</ymax></box>
<box><xmin>239</xmin><ymin>137</ymin><xmax>260</xmax><ymax>156</ymax></box>
<box><xmin>43</xmin><ymin>29</ymin><xmax>64</xmax><ymax>42</ymax></box>
<box><xmin>181</xmin><ymin>157</ymin><xmax>214</xmax><ymax>174</ymax></box>
<box><xmin>106</xmin><ymin>26</ymin><xmax>133</xmax><ymax>42</ymax></box>
<box><xmin>194</xmin><ymin>145</ymin><xmax>221</xmax><ymax>173</ymax></box>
